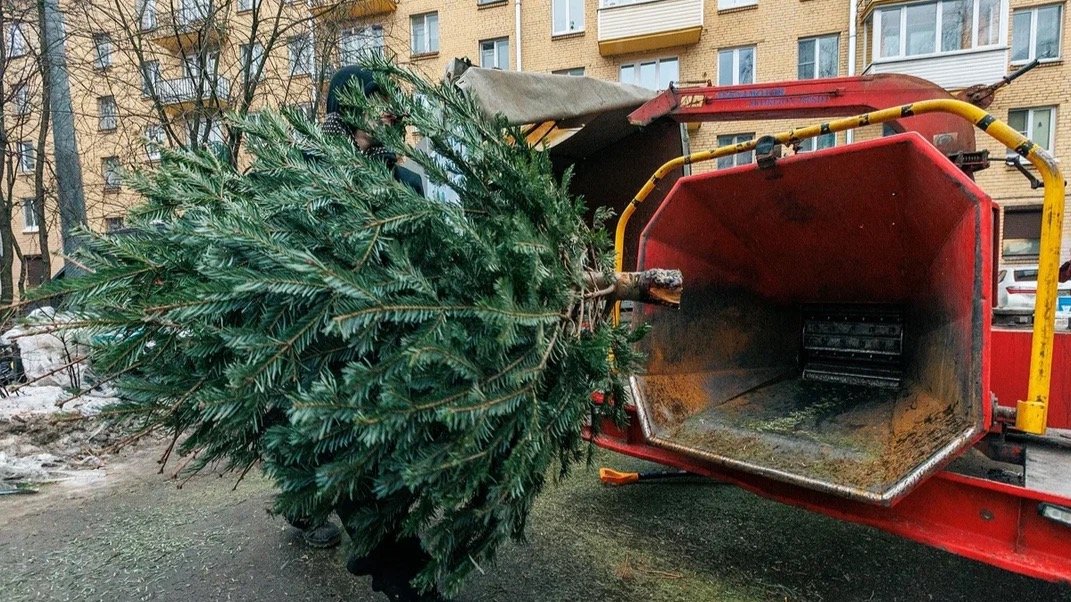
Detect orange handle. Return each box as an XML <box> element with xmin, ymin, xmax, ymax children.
<box><xmin>599</xmin><ymin>468</ymin><xmax>639</xmax><ymax>485</ymax></box>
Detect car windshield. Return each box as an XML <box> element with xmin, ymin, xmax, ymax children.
<box><xmin>1015</xmin><ymin>269</ymin><xmax>1038</xmax><ymax>282</ymax></box>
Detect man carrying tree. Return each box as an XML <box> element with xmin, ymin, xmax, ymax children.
<box><xmin>48</xmin><ymin>60</ymin><xmax>650</xmax><ymax>601</ymax></box>
<box><xmin>287</xmin><ymin>65</ymin><xmax>436</xmax><ymax>600</ymax></box>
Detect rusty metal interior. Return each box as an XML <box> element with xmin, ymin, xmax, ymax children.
<box><xmin>631</xmin><ymin>134</ymin><xmax>990</xmax><ymax>504</ymax></box>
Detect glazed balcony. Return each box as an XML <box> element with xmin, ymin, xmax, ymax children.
<box><xmin>597</xmin><ymin>0</ymin><xmax>704</xmax><ymax>56</ymax></box>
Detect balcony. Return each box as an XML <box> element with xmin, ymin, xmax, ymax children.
<box><xmin>597</xmin><ymin>0</ymin><xmax>703</xmax><ymax>57</ymax></box>
<box><xmin>309</xmin><ymin>0</ymin><xmax>397</xmax><ymax>21</ymax></box>
<box><xmin>864</xmin><ymin>47</ymin><xmax>1008</xmax><ymax>90</ymax></box>
<box><xmin>156</xmin><ymin>76</ymin><xmax>231</xmax><ymax>113</ymax></box>
<box><xmin>147</xmin><ymin>5</ymin><xmax>227</xmax><ymax>53</ymax></box>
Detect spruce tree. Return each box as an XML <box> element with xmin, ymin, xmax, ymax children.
<box><xmin>46</xmin><ymin>61</ymin><xmax>644</xmax><ymax>596</ymax></box>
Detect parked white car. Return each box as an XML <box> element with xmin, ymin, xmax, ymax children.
<box><xmin>997</xmin><ymin>265</ymin><xmax>1071</xmax><ymax>311</ymax></box>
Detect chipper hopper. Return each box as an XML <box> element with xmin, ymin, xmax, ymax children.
<box><xmin>457</xmin><ymin>66</ymin><xmax>1071</xmax><ymax>583</ymax></box>
<box><xmin>631</xmin><ymin>132</ymin><xmax>991</xmax><ymax>504</ymax></box>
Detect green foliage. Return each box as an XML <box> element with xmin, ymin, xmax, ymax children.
<box><xmin>47</xmin><ymin>60</ymin><xmax>642</xmax><ymax>595</ymax></box>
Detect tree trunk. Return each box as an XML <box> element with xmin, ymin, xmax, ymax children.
<box><xmin>34</xmin><ymin>0</ymin><xmax>52</xmax><ymax>284</ymax></box>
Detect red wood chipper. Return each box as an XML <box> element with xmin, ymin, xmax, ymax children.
<box><xmin>456</xmin><ymin>64</ymin><xmax>1070</xmax><ymax>584</ymax></box>
<box><xmin>601</xmin><ymin>76</ymin><xmax>1070</xmax><ymax>583</ymax></box>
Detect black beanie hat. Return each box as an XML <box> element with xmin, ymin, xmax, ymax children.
<box><xmin>325</xmin><ymin>66</ymin><xmax>380</xmax><ymax>116</ymax></box>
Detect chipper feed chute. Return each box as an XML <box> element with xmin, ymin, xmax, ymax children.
<box><xmin>631</xmin><ymin>132</ymin><xmax>992</xmax><ymax>505</ymax></box>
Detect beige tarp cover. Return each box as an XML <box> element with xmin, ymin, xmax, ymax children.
<box><xmin>455</xmin><ymin>67</ymin><xmax>658</xmax><ymax>126</ymax></box>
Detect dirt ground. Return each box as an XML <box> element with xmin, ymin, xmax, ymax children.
<box><xmin>2</xmin><ymin>426</ymin><xmax>1071</xmax><ymax>602</ymax></box>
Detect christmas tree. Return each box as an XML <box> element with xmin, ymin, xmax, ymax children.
<box><xmin>46</xmin><ymin>61</ymin><xmax>653</xmax><ymax>596</ymax></box>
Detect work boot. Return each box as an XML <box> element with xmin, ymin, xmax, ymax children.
<box><xmin>302</xmin><ymin>521</ymin><xmax>342</xmax><ymax>548</ymax></box>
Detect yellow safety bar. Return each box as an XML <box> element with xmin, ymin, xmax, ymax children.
<box><xmin>614</xmin><ymin>99</ymin><xmax>1064</xmax><ymax>435</ymax></box>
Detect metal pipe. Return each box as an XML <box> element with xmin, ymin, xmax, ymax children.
<box><xmin>613</xmin><ymin>99</ymin><xmax>1064</xmax><ymax>436</ymax></box>
<box><xmin>514</xmin><ymin>0</ymin><xmax>522</xmax><ymax>71</ymax></box>
<box><xmin>846</xmin><ymin>0</ymin><xmax>858</xmax><ymax>143</ymax></box>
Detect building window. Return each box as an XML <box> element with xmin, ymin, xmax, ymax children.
<box><xmin>716</xmin><ymin>133</ymin><xmax>754</xmax><ymax>169</ymax></box>
<box><xmin>553</xmin><ymin>67</ymin><xmax>585</xmax><ymax>76</ymax></box>
<box><xmin>552</xmin><ymin>0</ymin><xmax>584</xmax><ymax>36</ymax></box>
<box><xmin>17</xmin><ymin>141</ymin><xmax>34</xmax><ymax>173</ymax></box>
<box><xmin>480</xmin><ymin>37</ymin><xmax>510</xmax><ymax>69</ymax></box>
<box><xmin>184</xmin><ymin>51</ymin><xmax>219</xmax><ymax>80</ymax></box>
<box><xmin>13</xmin><ymin>83</ymin><xmax>30</xmax><ymax>116</ymax></box>
<box><xmin>1012</xmin><ymin>4</ymin><xmax>1062</xmax><ymax>64</ymax></box>
<box><xmin>410</xmin><ymin>13</ymin><xmax>439</xmax><ymax>56</ymax></box>
<box><xmin>23</xmin><ymin>255</ymin><xmax>45</xmax><ymax>287</ymax></box>
<box><xmin>137</xmin><ymin>0</ymin><xmax>156</xmax><ymax>30</ymax></box>
<box><xmin>874</xmin><ymin>0</ymin><xmax>1002</xmax><ymax>60</ymax></box>
<box><xmin>619</xmin><ymin>57</ymin><xmax>678</xmax><ymax>90</ymax></box>
<box><xmin>141</xmin><ymin>61</ymin><xmax>160</xmax><ymax>96</ymax></box>
<box><xmin>238</xmin><ymin>0</ymin><xmax>258</xmax><ymax>12</ymax></box>
<box><xmin>288</xmin><ymin>34</ymin><xmax>314</xmax><ymax>76</ymax></box>
<box><xmin>105</xmin><ymin>217</ymin><xmax>125</xmax><ymax>232</ymax></box>
<box><xmin>286</xmin><ymin>103</ymin><xmax>315</xmax><ymax>119</ymax></box>
<box><xmin>180</xmin><ymin>0</ymin><xmax>212</xmax><ymax>25</ymax></box>
<box><xmin>1003</xmin><ymin>207</ymin><xmax>1042</xmax><ymax>257</ymax></box>
<box><xmin>93</xmin><ymin>33</ymin><xmax>112</xmax><ymax>69</ymax></box>
<box><xmin>718</xmin><ymin>0</ymin><xmax>757</xmax><ymax>9</ymax></box>
<box><xmin>6</xmin><ymin>22</ymin><xmax>28</xmax><ymax>58</ymax></box>
<box><xmin>798</xmin><ymin>34</ymin><xmax>838</xmax><ymax>79</ymax></box>
<box><xmin>21</xmin><ymin>198</ymin><xmax>38</xmax><ymax>232</ymax></box>
<box><xmin>718</xmin><ymin>46</ymin><xmax>755</xmax><ymax>86</ymax></box>
<box><xmin>103</xmin><ymin>156</ymin><xmax>122</xmax><ymax>190</ymax></box>
<box><xmin>99</xmin><ymin>96</ymin><xmax>117</xmax><ymax>131</ymax></box>
<box><xmin>190</xmin><ymin>119</ymin><xmax>225</xmax><ymax>146</ymax></box>
<box><xmin>145</xmin><ymin>124</ymin><xmax>165</xmax><ymax>161</ymax></box>
<box><xmin>341</xmin><ymin>26</ymin><xmax>384</xmax><ymax>64</ymax></box>
<box><xmin>798</xmin><ymin>133</ymin><xmax>836</xmax><ymax>153</ymax></box>
<box><xmin>240</xmin><ymin>42</ymin><xmax>265</xmax><ymax>80</ymax></box>
<box><xmin>1008</xmin><ymin>107</ymin><xmax>1055</xmax><ymax>151</ymax></box>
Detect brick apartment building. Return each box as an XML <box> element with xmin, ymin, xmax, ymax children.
<box><xmin>2</xmin><ymin>0</ymin><xmax>1068</xmax><ymax>289</ymax></box>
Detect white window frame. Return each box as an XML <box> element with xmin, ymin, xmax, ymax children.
<box><xmin>191</xmin><ymin>119</ymin><xmax>225</xmax><ymax>146</ymax></box>
<box><xmin>798</xmin><ymin>34</ymin><xmax>839</xmax><ymax>79</ymax></box>
<box><xmin>872</xmin><ymin>0</ymin><xmax>1006</xmax><ymax>62</ymax></box>
<box><xmin>141</xmin><ymin>60</ymin><xmax>160</xmax><ymax>96</ymax></box>
<box><xmin>13</xmin><ymin>83</ymin><xmax>30</xmax><ymax>116</ymax></box>
<box><xmin>138</xmin><ymin>0</ymin><xmax>157</xmax><ymax>30</ymax></box>
<box><xmin>718</xmin><ymin>0</ymin><xmax>757</xmax><ymax>9</ymax></box>
<box><xmin>7</xmin><ymin>22</ymin><xmax>28</xmax><ymax>58</ymax></box>
<box><xmin>288</xmin><ymin>34</ymin><xmax>314</xmax><ymax>76</ymax></box>
<box><xmin>1008</xmin><ymin>106</ymin><xmax>1056</xmax><ymax>152</ymax></box>
<box><xmin>99</xmin><ymin>96</ymin><xmax>117</xmax><ymax>131</ymax></box>
<box><xmin>798</xmin><ymin>133</ymin><xmax>836</xmax><ymax>153</ymax></box>
<box><xmin>339</xmin><ymin>25</ymin><xmax>384</xmax><ymax>64</ymax></box>
<box><xmin>1011</xmin><ymin>4</ymin><xmax>1063</xmax><ymax>64</ymax></box>
<box><xmin>716</xmin><ymin>133</ymin><xmax>755</xmax><ymax>169</ymax></box>
<box><xmin>552</xmin><ymin>0</ymin><xmax>584</xmax><ymax>36</ymax></box>
<box><xmin>410</xmin><ymin>13</ymin><xmax>439</xmax><ymax>55</ymax></box>
<box><xmin>102</xmin><ymin>156</ymin><xmax>122</xmax><ymax>190</ymax></box>
<box><xmin>480</xmin><ymin>37</ymin><xmax>510</xmax><ymax>70</ymax></box>
<box><xmin>619</xmin><ymin>56</ymin><xmax>679</xmax><ymax>91</ymax></box>
<box><xmin>17</xmin><ymin>141</ymin><xmax>34</xmax><ymax>173</ymax></box>
<box><xmin>718</xmin><ymin>45</ymin><xmax>755</xmax><ymax>86</ymax></box>
<box><xmin>145</xmin><ymin>124</ymin><xmax>165</xmax><ymax>162</ymax></box>
<box><xmin>93</xmin><ymin>33</ymin><xmax>112</xmax><ymax>69</ymax></box>
<box><xmin>21</xmin><ymin>198</ymin><xmax>38</xmax><ymax>232</ymax></box>
<box><xmin>240</xmin><ymin>42</ymin><xmax>266</xmax><ymax>79</ymax></box>
<box><xmin>553</xmin><ymin>67</ymin><xmax>585</xmax><ymax>76</ymax></box>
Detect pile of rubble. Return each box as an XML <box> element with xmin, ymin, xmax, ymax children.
<box><xmin>0</xmin><ymin>308</ymin><xmax>120</xmax><ymax>493</ymax></box>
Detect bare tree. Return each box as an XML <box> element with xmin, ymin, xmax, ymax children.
<box><xmin>1</xmin><ymin>0</ymin><xmax>56</xmax><ymax>303</ymax></box>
